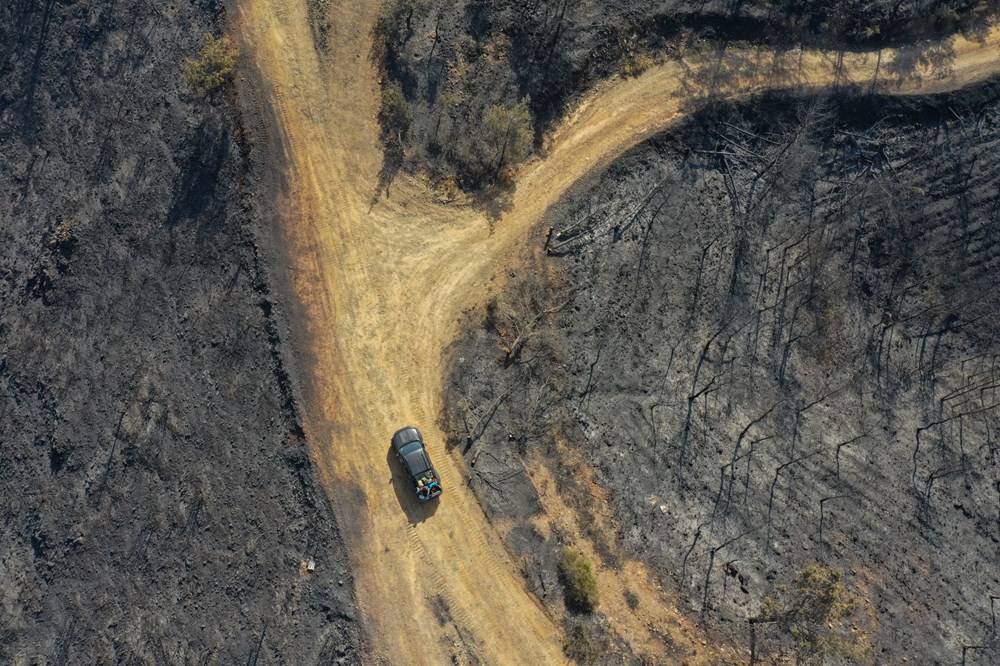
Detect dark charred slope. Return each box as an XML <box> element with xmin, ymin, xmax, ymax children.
<box><xmin>0</xmin><ymin>2</ymin><xmax>359</xmax><ymax>663</ymax></box>
<box><xmin>444</xmin><ymin>83</ymin><xmax>1000</xmax><ymax>663</ymax></box>
<box><xmin>377</xmin><ymin>0</ymin><xmax>998</xmax><ymax>188</ymax></box>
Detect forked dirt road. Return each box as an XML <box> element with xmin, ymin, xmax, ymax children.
<box><xmin>234</xmin><ymin>1</ymin><xmax>1000</xmax><ymax>662</ymax></box>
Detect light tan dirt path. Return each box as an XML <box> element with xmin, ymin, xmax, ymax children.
<box><xmin>234</xmin><ymin>0</ymin><xmax>1000</xmax><ymax>660</ymax></box>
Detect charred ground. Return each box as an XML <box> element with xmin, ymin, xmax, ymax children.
<box><xmin>374</xmin><ymin>0</ymin><xmax>999</xmax><ymax>191</ymax></box>
<box><xmin>0</xmin><ymin>2</ymin><xmax>359</xmax><ymax>663</ymax></box>
<box><xmin>5</xmin><ymin>0</ymin><xmax>999</xmax><ymax>664</ymax></box>
<box><xmin>444</xmin><ymin>82</ymin><xmax>1000</xmax><ymax>664</ymax></box>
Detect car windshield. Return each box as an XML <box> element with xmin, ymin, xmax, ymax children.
<box><xmin>399</xmin><ymin>441</ymin><xmax>422</xmax><ymax>457</ymax></box>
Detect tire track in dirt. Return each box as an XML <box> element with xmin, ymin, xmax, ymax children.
<box><xmin>234</xmin><ymin>0</ymin><xmax>1000</xmax><ymax>661</ymax></box>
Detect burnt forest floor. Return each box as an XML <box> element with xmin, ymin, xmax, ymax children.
<box><xmin>443</xmin><ymin>80</ymin><xmax>1000</xmax><ymax>664</ymax></box>
<box><xmin>0</xmin><ymin>2</ymin><xmax>361</xmax><ymax>663</ymax></box>
<box><xmin>375</xmin><ymin>0</ymin><xmax>999</xmax><ymax>193</ymax></box>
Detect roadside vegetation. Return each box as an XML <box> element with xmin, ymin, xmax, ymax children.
<box><xmin>379</xmin><ymin>80</ymin><xmax>413</xmax><ymax>145</ymax></box>
<box><xmin>481</xmin><ymin>98</ymin><xmax>534</xmax><ymax>187</ymax></box>
<box><xmin>183</xmin><ymin>33</ymin><xmax>238</xmax><ymax>94</ymax></box>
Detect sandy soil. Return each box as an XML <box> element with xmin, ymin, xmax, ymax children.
<box><xmin>233</xmin><ymin>0</ymin><xmax>1000</xmax><ymax>661</ymax></box>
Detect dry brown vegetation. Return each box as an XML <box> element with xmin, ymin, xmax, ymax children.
<box><xmin>757</xmin><ymin>565</ymin><xmax>865</xmax><ymax>664</ymax></box>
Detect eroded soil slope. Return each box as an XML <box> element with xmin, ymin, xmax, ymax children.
<box><xmin>0</xmin><ymin>2</ymin><xmax>359</xmax><ymax>662</ymax></box>
<box><xmin>445</xmin><ymin>83</ymin><xmax>1000</xmax><ymax>663</ymax></box>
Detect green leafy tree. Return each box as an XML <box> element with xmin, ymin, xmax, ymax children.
<box><xmin>483</xmin><ymin>97</ymin><xmax>534</xmax><ymax>182</ymax></box>
<box><xmin>183</xmin><ymin>34</ymin><xmax>238</xmax><ymax>94</ymax></box>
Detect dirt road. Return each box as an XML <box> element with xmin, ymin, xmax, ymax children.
<box><xmin>233</xmin><ymin>0</ymin><xmax>1000</xmax><ymax>661</ymax></box>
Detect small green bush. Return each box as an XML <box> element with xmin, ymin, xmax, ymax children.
<box><xmin>183</xmin><ymin>33</ymin><xmax>238</xmax><ymax>94</ymax></box>
<box><xmin>560</xmin><ymin>548</ymin><xmax>599</xmax><ymax>613</ymax></box>
<box><xmin>482</xmin><ymin>97</ymin><xmax>533</xmax><ymax>182</ymax></box>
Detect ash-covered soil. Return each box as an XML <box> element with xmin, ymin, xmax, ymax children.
<box><xmin>444</xmin><ymin>82</ymin><xmax>1000</xmax><ymax>663</ymax></box>
<box><xmin>377</xmin><ymin>0</ymin><xmax>998</xmax><ymax>189</ymax></box>
<box><xmin>0</xmin><ymin>2</ymin><xmax>360</xmax><ymax>663</ymax></box>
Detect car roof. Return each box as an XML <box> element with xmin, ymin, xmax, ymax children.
<box><xmin>402</xmin><ymin>446</ymin><xmax>433</xmax><ymax>478</ymax></box>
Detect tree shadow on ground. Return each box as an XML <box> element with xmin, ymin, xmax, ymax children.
<box><xmin>886</xmin><ymin>40</ymin><xmax>957</xmax><ymax>84</ymax></box>
<box><xmin>370</xmin><ymin>143</ymin><xmax>404</xmax><ymax>207</ymax></box>
<box><xmin>167</xmin><ymin>120</ymin><xmax>229</xmax><ymax>229</ymax></box>
<box><xmin>470</xmin><ymin>186</ymin><xmax>515</xmax><ymax>233</ymax></box>
<box><xmin>677</xmin><ymin>43</ymin><xmax>812</xmax><ymax>113</ymax></box>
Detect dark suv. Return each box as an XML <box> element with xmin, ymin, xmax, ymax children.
<box><xmin>391</xmin><ymin>426</ymin><xmax>442</xmax><ymax>502</ymax></box>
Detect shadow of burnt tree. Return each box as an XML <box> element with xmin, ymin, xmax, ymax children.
<box><xmin>885</xmin><ymin>39</ymin><xmax>957</xmax><ymax>84</ymax></box>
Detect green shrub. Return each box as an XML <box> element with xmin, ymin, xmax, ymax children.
<box><xmin>183</xmin><ymin>33</ymin><xmax>238</xmax><ymax>94</ymax></box>
<box><xmin>482</xmin><ymin>97</ymin><xmax>533</xmax><ymax>183</ymax></box>
<box><xmin>560</xmin><ymin>548</ymin><xmax>599</xmax><ymax>613</ymax></box>
<box><xmin>762</xmin><ymin>565</ymin><xmax>856</xmax><ymax>625</ymax></box>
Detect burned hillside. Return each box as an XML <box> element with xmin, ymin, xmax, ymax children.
<box><xmin>444</xmin><ymin>83</ymin><xmax>1000</xmax><ymax>663</ymax></box>
<box><xmin>373</xmin><ymin>0</ymin><xmax>999</xmax><ymax>190</ymax></box>
<box><xmin>0</xmin><ymin>2</ymin><xmax>359</xmax><ymax>663</ymax></box>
